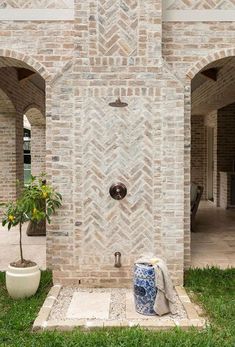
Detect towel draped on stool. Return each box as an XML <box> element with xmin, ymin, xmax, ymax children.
<box><xmin>135</xmin><ymin>255</ymin><xmax>176</xmax><ymax>316</ymax></box>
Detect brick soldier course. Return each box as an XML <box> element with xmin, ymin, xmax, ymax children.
<box><xmin>0</xmin><ymin>1</ymin><xmax>235</xmax><ymax>286</ymax></box>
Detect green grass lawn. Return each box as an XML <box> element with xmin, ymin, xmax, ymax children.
<box><xmin>0</xmin><ymin>268</ymin><xmax>234</xmax><ymax>347</ymax></box>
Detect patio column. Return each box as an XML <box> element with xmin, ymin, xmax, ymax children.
<box><xmin>0</xmin><ymin>110</ymin><xmax>24</xmax><ymax>203</ymax></box>
<box><xmin>31</xmin><ymin>124</ymin><xmax>46</xmax><ymax>177</ymax></box>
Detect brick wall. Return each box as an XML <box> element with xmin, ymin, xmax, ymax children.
<box><xmin>204</xmin><ymin>111</ymin><xmax>218</xmax><ymax>205</ymax></box>
<box><xmin>218</xmin><ymin>103</ymin><xmax>235</xmax><ymax>173</ymax></box>
<box><xmin>220</xmin><ymin>172</ymin><xmax>228</xmax><ymax>209</ymax></box>
<box><xmin>220</xmin><ymin>173</ymin><xmax>235</xmax><ymax>208</ymax></box>
<box><xmin>45</xmin><ymin>0</ymin><xmax>186</xmax><ymax>286</ymax></box>
<box><xmin>162</xmin><ymin>22</ymin><xmax>235</xmax><ymax>79</ymax></box>
<box><xmin>217</xmin><ymin>103</ymin><xmax>235</xmax><ymax>205</ymax></box>
<box><xmin>191</xmin><ymin>112</ymin><xmax>217</xmax><ymax>204</ymax></box>
<box><xmin>191</xmin><ymin>116</ymin><xmax>206</xmax><ymax>199</ymax></box>
<box><xmin>30</xmin><ymin>124</ymin><xmax>46</xmax><ymax>177</ymax></box>
<box><xmin>0</xmin><ymin>22</ymin><xmax>74</xmax><ymax>74</ymax></box>
<box><xmin>1</xmin><ymin>1</ymin><xmax>235</xmax><ymax>285</ymax></box>
<box><xmin>0</xmin><ymin>92</ymin><xmax>18</xmax><ymax>203</ymax></box>
<box><xmin>26</xmin><ymin>107</ymin><xmax>46</xmax><ymax>178</ymax></box>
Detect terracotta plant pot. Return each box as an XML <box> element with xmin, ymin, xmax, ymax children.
<box><xmin>6</xmin><ymin>264</ymin><xmax>41</xmax><ymax>299</ymax></box>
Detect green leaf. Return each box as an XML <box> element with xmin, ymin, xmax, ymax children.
<box><xmin>1</xmin><ymin>173</ymin><xmax>62</xmax><ymax>246</ymax></box>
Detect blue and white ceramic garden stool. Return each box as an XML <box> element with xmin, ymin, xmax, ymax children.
<box><xmin>133</xmin><ymin>263</ymin><xmax>157</xmax><ymax>316</ymax></box>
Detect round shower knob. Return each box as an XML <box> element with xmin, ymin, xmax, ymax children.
<box><xmin>109</xmin><ymin>183</ymin><xmax>127</xmax><ymax>200</ymax></box>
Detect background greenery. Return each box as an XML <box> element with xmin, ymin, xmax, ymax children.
<box><xmin>0</xmin><ymin>267</ymin><xmax>234</xmax><ymax>347</ymax></box>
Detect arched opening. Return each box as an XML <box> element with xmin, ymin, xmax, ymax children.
<box><xmin>24</xmin><ymin>107</ymin><xmax>46</xmax><ymax>179</ymax></box>
<box><xmin>190</xmin><ymin>55</ymin><xmax>235</xmax><ymax>268</ymax></box>
<box><xmin>0</xmin><ymin>57</ymin><xmax>46</xmax><ymax>271</ymax></box>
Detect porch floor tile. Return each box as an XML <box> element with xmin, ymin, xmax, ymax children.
<box><xmin>191</xmin><ymin>201</ymin><xmax>235</xmax><ymax>268</ymax></box>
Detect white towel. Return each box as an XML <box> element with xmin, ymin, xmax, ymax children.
<box><xmin>135</xmin><ymin>255</ymin><xmax>176</xmax><ymax>316</ymax></box>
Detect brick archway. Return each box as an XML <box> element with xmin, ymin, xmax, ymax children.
<box><xmin>23</xmin><ymin>104</ymin><xmax>45</xmax><ymax>125</ymax></box>
<box><xmin>186</xmin><ymin>48</ymin><xmax>235</xmax><ymax>80</ymax></box>
<box><xmin>0</xmin><ymin>55</ymin><xmax>47</xmax><ymax>270</ymax></box>
<box><xmin>0</xmin><ymin>49</ymin><xmax>50</xmax><ymax>80</ymax></box>
<box><xmin>0</xmin><ymin>51</ymin><xmax>47</xmax><ymax>200</ymax></box>
<box><xmin>184</xmin><ymin>48</ymin><xmax>235</xmax><ymax>270</ymax></box>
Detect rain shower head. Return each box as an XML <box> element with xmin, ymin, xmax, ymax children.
<box><xmin>109</xmin><ymin>98</ymin><xmax>128</xmax><ymax>108</ymax></box>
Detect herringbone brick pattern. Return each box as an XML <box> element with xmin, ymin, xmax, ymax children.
<box><xmin>80</xmin><ymin>98</ymin><xmax>155</xmax><ymax>257</ymax></box>
<box><xmin>97</xmin><ymin>0</ymin><xmax>138</xmax><ymax>56</ymax></box>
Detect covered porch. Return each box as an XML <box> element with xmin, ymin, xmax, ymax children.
<box><xmin>191</xmin><ymin>201</ymin><xmax>235</xmax><ymax>269</ymax></box>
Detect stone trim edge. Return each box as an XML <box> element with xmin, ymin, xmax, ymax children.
<box><xmin>163</xmin><ymin>10</ymin><xmax>235</xmax><ymax>22</ymax></box>
<box><xmin>33</xmin><ymin>284</ymin><xmax>62</xmax><ymax>331</ymax></box>
<box><xmin>0</xmin><ymin>9</ymin><xmax>74</xmax><ymax>21</ymax></box>
<box><xmin>1</xmin><ymin>8</ymin><xmax>235</xmax><ymax>22</ymax></box>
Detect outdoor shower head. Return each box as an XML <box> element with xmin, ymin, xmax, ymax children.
<box><xmin>109</xmin><ymin>98</ymin><xmax>128</xmax><ymax>108</ymax></box>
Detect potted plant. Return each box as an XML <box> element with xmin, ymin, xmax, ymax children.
<box><xmin>2</xmin><ymin>175</ymin><xmax>62</xmax><ymax>299</ymax></box>
<box><xmin>26</xmin><ymin>179</ymin><xmax>47</xmax><ymax>237</ymax></box>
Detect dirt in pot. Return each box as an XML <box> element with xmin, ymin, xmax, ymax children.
<box><xmin>10</xmin><ymin>259</ymin><xmax>37</xmax><ymax>268</ymax></box>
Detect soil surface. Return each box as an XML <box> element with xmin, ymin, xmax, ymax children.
<box><xmin>10</xmin><ymin>259</ymin><xmax>37</xmax><ymax>268</ymax></box>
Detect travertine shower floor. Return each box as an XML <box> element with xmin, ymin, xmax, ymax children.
<box><xmin>33</xmin><ymin>285</ymin><xmax>205</xmax><ymax>331</ymax></box>
<box><xmin>191</xmin><ymin>201</ymin><xmax>235</xmax><ymax>268</ymax></box>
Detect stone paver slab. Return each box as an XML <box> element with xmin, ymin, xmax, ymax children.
<box><xmin>66</xmin><ymin>292</ymin><xmax>111</xmax><ymax>319</ymax></box>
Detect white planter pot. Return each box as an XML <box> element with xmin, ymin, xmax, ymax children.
<box><xmin>6</xmin><ymin>264</ymin><xmax>41</xmax><ymax>299</ymax></box>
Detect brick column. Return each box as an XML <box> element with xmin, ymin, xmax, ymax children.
<box><xmin>31</xmin><ymin>124</ymin><xmax>46</xmax><ymax>177</ymax></box>
<box><xmin>139</xmin><ymin>0</ymin><xmax>162</xmax><ymax>59</ymax></box>
<box><xmin>25</xmin><ymin>108</ymin><xmax>46</xmax><ymax>178</ymax></box>
<box><xmin>0</xmin><ymin>111</ymin><xmax>23</xmax><ymax>203</ymax></box>
<box><xmin>16</xmin><ymin>112</ymin><xmax>24</xmax><ymax>197</ymax></box>
<box><xmin>79</xmin><ymin>0</ymin><xmax>162</xmax><ymax>59</ymax></box>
